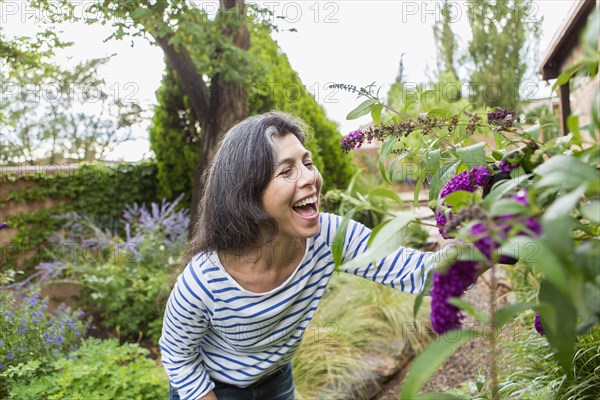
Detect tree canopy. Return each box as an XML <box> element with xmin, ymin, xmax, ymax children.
<box><xmin>150</xmin><ymin>23</ymin><xmax>354</xmax><ymax>204</ymax></box>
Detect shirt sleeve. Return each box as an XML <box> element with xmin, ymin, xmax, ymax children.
<box><xmin>324</xmin><ymin>213</ymin><xmax>437</xmax><ymax>294</ymax></box>
<box><xmin>159</xmin><ymin>263</ymin><xmax>216</xmax><ymax>400</ymax></box>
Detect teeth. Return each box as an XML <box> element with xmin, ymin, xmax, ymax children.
<box><xmin>293</xmin><ymin>195</ymin><xmax>317</xmax><ymax>208</ymax></box>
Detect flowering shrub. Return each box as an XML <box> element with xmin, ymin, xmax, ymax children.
<box><xmin>63</xmin><ymin>197</ymin><xmax>188</xmax><ymax>341</ymax></box>
<box><xmin>1</xmin><ymin>197</ymin><xmax>189</xmax><ymax>342</ymax></box>
<box><xmin>335</xmin><ymin>9</ymin><xmax>599</xmax><ymax>397</ymax></box>
<box><xmin>0</xmin><ymin>288</ymin><xmax>88</xmax><ymax>397</ymax></box>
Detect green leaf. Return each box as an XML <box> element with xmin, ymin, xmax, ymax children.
<box><xmin>500</xmin><ymin>237</ymin><xmax>571</xmax><ymax>300</ymax></box>
<box><xmin>426</xmin><ymin>149</ymin><xmax>441</xmax><ymax>178</ymax></box>
<box><xmin>536</xmin><ymin>155</ymin><xmax>598</xmax><ymax>190</ymax></box>
<box><xmin>413</xmin><ymin>268</ymin><xmax>433</xmax><ymax>321</ymax></box>
<box><xmin>386</xmin><ymin>152</ymin><xmax>410</xmax><ymax>185</ymax></box>
<box><xmin>493</xmin><ymin>302</ymin><xmax>537</xmax><ymax>329</ymax></box>
<box><xmin>540</xmin><ymin>214</ymin><xmax>576</xmax><ymax>266</ymax></box>
<box><xmin>400</xmin><ymin>329</ymin><xmax>480</xmax><ymax>399</ymax></box>
<box><xmin>415</xmin><ymin>393</ymin><xmax>463</xmax><ymax>400</ymax></box>
<box><xmin>429</xmin><ymin>160</ymin><xmax>459</xmax><ymax>201</ymax></box>
<box><xmin>582</xmin><ymin>281</ymin><xmax>600</xmax><ymax>317</ymax></box>
<box><xmin>368</xmin><ymin>187</ymin><xmax>403</xmax><ymax>206</ymax></box>
<box><xmin>443</xmin><ymin>190</ymin><xmax>476</xmax><ymax>209</ymax></box>
<box><xmin>544</xmin><ymin>185</ymin><xmax>586</xmax><ymax>221</ymax></box>
<box><xmin>491</xmin><ymin>150</ymin><xmax>503</xmax><ymax>161</ymax></box>
<box><xmin>339</xmin><ymin>215</ymin><xmax>413</xmax><ymax>272</ymax></box>
<box><xmin>490</xmin><ymin>199</ymin><xmax>529</xmax><ymax>217</ymax></box>
<box><xmin>378</xmin><ymin>136</ymin><xmax>398</xmax><ymax>184</ymax></box>
<box><xmin>592</xmin><ymin>89</ymin><xmax>599</xmax><ymax>129</ymax></box>
<box><xmin>524</xmin><ymin>124</ymin><xmax>541</xmax><ymax>141</ymax></box>
<box><xmin>553</xmin><ymin>62</ymin><xmax>583</xmax><ymax>90</ymax></box>
<box><xmin>332</xmin><ymin>210</ymin><xmax>355</xmax><ymax>267</ymax></box>
<box><xmin>455</xmin><ymin>142</ymin><xmax>486</xmax><ymax>167</ymax></box>
<box><xmin>567</xmin><ymin>115</ymin><xmax>582</xmax><ymax>146</ymax></box>
<box><xmin>370</xmin><ymin>103</ymin><xmax>383</xmax><ymax>125</ymax></box>
<box><xmin>427</xmin><ymin>109</ymin><xmax>453</xmax><ymax>119</ymax></box>
<box><xmin>539</xmin><ymin>280</ymin><xmax>577</xmax><ymax>372</ymax></box>
<box><xmin>414</xmin><ymin>171</ymin><xmax>425</xmax><ymax>207</ymax></box>
<box><xmin>581</xmin><ymin>198</ymin><xmax>600</xmax><ymax>223</ymax></box>
<box><xmin>448</xmin><ymin>297</ymin><xmax>488</xmax><ymax>324</ymax></box>
<box><xmin>482</xmin><ymin>173</ymin><xmax>531</xmax><ymax>209</ymax></box>
<box><xmin>347</xmin><ymin>99</ymin><xmax>378</xmax><ymax>120</ymax></box>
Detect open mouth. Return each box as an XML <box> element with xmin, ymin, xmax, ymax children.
<box><xmin>292</xmin><ymin>195</ymin><xmax>318</xmax><ymax>218</ymax></box>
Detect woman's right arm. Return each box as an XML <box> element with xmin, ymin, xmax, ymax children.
<box><xmin>160</xmin><ymin>264</ymin><xmax>217</xmax><ymax>400</ymax></box>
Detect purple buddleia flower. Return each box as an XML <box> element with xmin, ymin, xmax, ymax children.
<box><xmin>534</xmin><ymin>313</ymin><xmax>544</xmax><ymax>335</ymax></box>
<box><xmin>487</xmin><ymin>109</ymin><xmax>516</xmax><ymax>123</ymax></box>
<box><xmin>435</xmin><ymin>210</ymin><xmax>448</xmax><ymax>234</ymax></box>
<box><xmin>430</xmin><ymin>261</ymin><xmax>480</xmax><ymax>334</ymax></box>
<box><xmin>341</xmin><ymin>130</ymin><xmax>367</xmax><ymax>152</ymax></box>
<box><xmin>0</xmin><ymin>222</ymin><xmax>8</xmax><ymax>230</ymax></box>
<box><xmin>512</xmin><ymin>189</ymin><xmax>528</xmax><ymax>206</ymax></box>
<box><xmin>469</xmin><ymin>166</ymin><xmax>491</xmax><ymax>187</ymax></box>
<box><xmin>440</xmin><ymin>170</ymin><xmax>476</xmax><ymax>199</ymax></box>
<box><xmin>524</xmin><ymin>217</ymin><xmax>542</xmax><ymax>237</ymax></box>
<box><xmin>498</xmin><ymin>159</ymin><xmax>518</xmax><ymax>173</ymax></box>
<box><xmin>471</xmin><ymin>223</ymin><xmax>496</xmax><ymax>258</ymax></box>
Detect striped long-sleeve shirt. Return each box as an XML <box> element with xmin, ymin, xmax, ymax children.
<box><xmin>160</xmin><ymin>213</ymin><xmax>438</xmax><ymax>400</ymax></box>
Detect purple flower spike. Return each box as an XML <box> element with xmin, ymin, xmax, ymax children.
<box><xmin>498</xmin><ymin>159</ymin><xmax>518</xmax><ymax>173</ymax></box>
<box><xmin>440</xmin><ymin>170</ymin><xmax>477</xmax><ymax>199</ymax></box>
<box><xmin>0</xmin><ymin>222</ymin><xmax>8</xmax><ymax>230</ymax></box>
<box><xmin>534</xmin><ymin>313</ymin><xmax>544</xmax><ymax>335</ymax></box>
<box><xmin>512</xmin><ymin>189</ymin><xmax>528</xmax><ymax>206</ymax></box>
<box><xmin>469</xmin><ymin>166</ymin><xmax>491</xmax><ymax>187</ymax></box>
<box><xmin>430</xmin><ymin>261</ymin><xmax>480</xmax><ymax>334</ymax></box>
<box><xmin>341</xmin><ymin>130</ymin><xmax>367</xmax><ymax>152</ymax></box>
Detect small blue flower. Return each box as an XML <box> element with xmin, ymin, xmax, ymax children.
<box><xmin>0</xmin><ymin>341</ymin><xmax>4</xmax><ymax>346</ymax></box>
<box><xmin>7</xmin><ymin>353</ymin><xmax>14</xmax><ymax>359</ymax></box>
<box><xmin>0</xmin><ymin>364</ymin><xmax>5</xmax><ymax>369</ymax></box>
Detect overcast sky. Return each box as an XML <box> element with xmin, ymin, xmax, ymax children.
<box><xmin>1</xmin><ymin>0</ymin><xmax>576</xmax><ymax>161</ymax></box>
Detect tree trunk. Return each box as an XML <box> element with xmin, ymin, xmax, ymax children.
<box><xmin>152</xmin><ymin>0</ymin><xmax>249</xmax><ymax>235</ymax></box>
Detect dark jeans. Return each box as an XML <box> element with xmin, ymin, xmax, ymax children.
<box><xmin>169</xmin><ymin>363</ymin><xmax>295</xmax><ymax>400</ymax></box>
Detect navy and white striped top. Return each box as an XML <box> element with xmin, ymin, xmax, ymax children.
<box><xmin>160</xmin><ymin>213</ymin><xmax>437</xmax><ymax>400</ymax></box>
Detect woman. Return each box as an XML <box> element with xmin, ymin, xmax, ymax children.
<box><xmin>161</xmin><ymin>112</ymin><xmax>438</xmax><ymax>400</ymax></box>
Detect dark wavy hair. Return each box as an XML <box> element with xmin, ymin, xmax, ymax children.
<box><xmin>182</xmin><ymin>111</ymin><xmax>307</xmax><ymax>267</ymax></box>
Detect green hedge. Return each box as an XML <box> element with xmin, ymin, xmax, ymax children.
<box><xmin>0</xmin><ymin>161</ymin><xmax>158</xmax><ymax>271</ymax></box>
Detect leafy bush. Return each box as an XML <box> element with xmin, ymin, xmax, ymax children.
<box><xmin>59</xmin><ymin>198</ymin><xmax>188</xmax><ymax>342</ymax></box>
<box><xmin>149</xmin><ymin>24</ymin><xmax>355</xmax><ymax>204</ymax></box>
<box><xmin>6</xmin><ymin>339</ymin><xmax>168</xmax><ymax>400</ymax></box>
<box><xmin>1</xmin><ymin>161</ymin><xmax>158</xmax><ymax>271</ymax></box>
<box><xmin>0</xmin><ymin>288</ymin><xmax>88</xmax><ymax>397</ymax></box>
<box><xmin>8</xmin><ymin>197</ymin><xmax>189</xmax><ymax>342</ymax></box>
<box><xmin>335</xmin><ymin>7</ymin><xmax>599</xmax><ymax>398</ymax></box>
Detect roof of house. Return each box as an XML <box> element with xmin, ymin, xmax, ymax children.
<box><xmin>539</xmin><ymin>0</ymin><xmax>597</xmax><ymax>80</ymax></box>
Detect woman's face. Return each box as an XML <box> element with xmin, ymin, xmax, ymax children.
<box><xmin>261</xmin><ymin>134</ymin><xmax>323</xmax><ymax>243</ymax></box>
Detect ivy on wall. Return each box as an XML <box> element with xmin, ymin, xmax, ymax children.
<box><xmin>0</xmin><ymin>161</ymin><xmax>158</xmax><ymax>271</ymax></box>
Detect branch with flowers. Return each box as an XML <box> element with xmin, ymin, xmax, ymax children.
<box><xmin>332</xmin><ymin>11</ymin><xmax>599</xmax><ymax>397</ymax></box>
